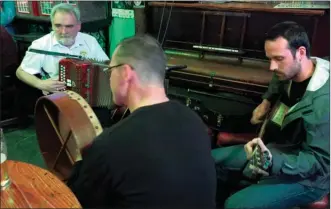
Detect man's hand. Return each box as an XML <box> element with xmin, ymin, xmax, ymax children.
<box><xmin>38</xmin><ymin>78</ymin><xmax>66</xmax><ymax>94</ymax></box>
<box><xmin>73</xmin><ymin>147</ymin><xmax>83</xmax><ymax>162</ymax></box>
<box><xmin>250</xmin><ymin>99</ymin><xmax>271</xmax><ymax>124</ymax></box>
<box><xmin>244</xmin><ymin>138</ymin><xmax>271</xmax><ymax>160</ymax></box>
<box><xmin>244</xmin><ymin>138</ymin><xmax>272</xmax><ymax>177</ymax></box>
<box><xmin>248</xmin><ymin>164</ymin><xmax>270</xmax><ymax>177</ymax></box>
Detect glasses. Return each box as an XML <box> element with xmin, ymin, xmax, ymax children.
<box><xmin>104</xmin><ymin>64</ymin><xmax>134</xmax><ymax>75</ymax></box>
<box><xmin>0</xmin><ymin>128</ymin><xmax>11</xmax><ymax>190</ymax></box>
<box><xmin>108</xmin><ymin>64</ymin><xmax>125</xmax><ymax>71</ymax></box>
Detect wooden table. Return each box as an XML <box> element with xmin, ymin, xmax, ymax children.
<box><xmin>0</xmin><ymin>160</ymin><xmax>81</xmax><ymax>208</ymax></box>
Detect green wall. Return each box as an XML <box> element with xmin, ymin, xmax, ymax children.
<box><xmin>109</xmin><ymin>17</ymin><xmax>135</xmax><ymax>57</ymax></box>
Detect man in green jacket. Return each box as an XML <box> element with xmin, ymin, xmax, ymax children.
<box><xmin>212</xmin><ymin>21</ymin><xmax>329</xmax><ymax>209</ymax></box>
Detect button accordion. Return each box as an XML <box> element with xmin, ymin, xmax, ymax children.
<box><xmin>58</xmin><ymin>58</ymin><xmax>113</xmax><ymax>108</ymax></box>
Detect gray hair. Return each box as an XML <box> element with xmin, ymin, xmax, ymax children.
<box><xmin>114</xmin><ymin>34</ymin><xmax>167</xmax><ymax>86</ymax></box>
<box><xmin>50</xmin><ymin>3</ymin><xmax>81</xmax><ymax>23</ymax></box>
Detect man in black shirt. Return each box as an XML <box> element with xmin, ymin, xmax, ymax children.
<box><xmin>212</xmin><ymin>22</ymin><xmax>330</xmax><ymax>209</ymax></box>
<box><xmin>67</xmin><ymin>34</ymin><xmax>217</xmax><ymax>209</ymax></box>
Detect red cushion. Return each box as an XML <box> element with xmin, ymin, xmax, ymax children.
<box><xmin>303</xmin><ymin>195</ymin><xmax>329</xmax><ymax>209</ymax></box>
<box><xmin>216</xmin><ymin>132</ymin><xmax>256</xmax><ymax>146</ymax></box>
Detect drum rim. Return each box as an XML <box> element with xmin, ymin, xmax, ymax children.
<box><xmin>34</xmin><ymin>90</ymin><xmax>103</xmax><ymax>180</ymax></box>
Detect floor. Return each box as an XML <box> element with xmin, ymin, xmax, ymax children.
<box><xmin>3</xmin><ymin>122</ymin><xmax>46</xmax><ymax>169</ymax></box>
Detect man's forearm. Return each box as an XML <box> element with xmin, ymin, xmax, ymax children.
<box><xmin>16</xmin><ymin>67</ymin><xmax>43</xmax><ymax>90</ymax></box>
<box><xmin>262</xmin><ymin>73</ymin><xmax>280</xmax><ymax>103</ymax></box>
<box><xmin>261</xmin><ymin>99</ymin><xmax>271</xmax><ymax>107</ymax></box>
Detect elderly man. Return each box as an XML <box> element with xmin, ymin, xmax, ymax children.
<box><xmin>15</xmin><ymin>3</ymin><xmax>110</xmax><ymax>127</ymax></box>
<box><xmin>212</xmin><ymin>21</ymin><xmax>330</xmax><ymax>209</ymax></box>
<box><xmin>66</xmin><ymin>35</ymin><xmax>217</xmax><ymax>209</ymax></box>
<box><xmin>16</xmin><ymin>3</ymin><xmax>108</xmax><ymax>93</ymax></box>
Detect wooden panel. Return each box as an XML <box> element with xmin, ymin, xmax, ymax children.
<box><xmin>147</xmin><ymin>4</ymin><xmax>329</xmax><ymax>59</ymax></box>
<box><xmin>243</xmin><ymin>13</ymin><xmax>316</xmax><ymax>58</ymax></box>
<box><xmin>148</xmin><ymin>2</ymin><xmax>325</xmax><ymax>16</ymax></box>
<box><xmin>167</xmin><ymin>54</ymin><xmax>272</xmax><ymax>85</ymax></box>
<box><xmin>311</xmin><ymin>11</ymin><xmax>330</xmax><ymax>57</ymax></box>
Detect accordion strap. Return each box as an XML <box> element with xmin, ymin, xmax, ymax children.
<box><xmin>29</xmin><ymin>48</ymin><xmax>83</xmax><ymax>59</ymax></box>
<box><xmin>29</xmin><ymin>48</ymin><xmax>111</xmax><ymax>69</ymax></box>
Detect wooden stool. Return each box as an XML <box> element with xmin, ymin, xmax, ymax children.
<box><xmin>0</xmin><ymin>160</ymin><xmax>81</xmax><ymax>208</ymax></box>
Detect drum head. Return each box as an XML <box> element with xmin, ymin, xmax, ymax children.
<box><xmin>34</xmin><ymin>90</ymin><xmax>103</xmax><ymax>181</ymax></box>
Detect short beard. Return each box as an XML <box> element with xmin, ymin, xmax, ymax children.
<box><xmin>287</xmin><ymin>60</ymin><xmax>302</xmax><ymax>81</ymax></box>
<box><xmin>57</xmin><ymin>37</ymin><xmax>75</xmax><ymax>47</ymax></box>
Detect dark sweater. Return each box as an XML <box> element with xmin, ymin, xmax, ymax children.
<box><xmin>67</xmin><ymin>100</ymin><xmax>217</xmax><ymax>209</ymax></box>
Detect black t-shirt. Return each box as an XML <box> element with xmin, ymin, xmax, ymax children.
<box><xmin>287</xmin><ymin>77</ymin><xmax>311</xmax><ymax>107</ymax></box>
<box><xmin>266</xmin><ymin>77</ymin><xmax>311</xmax><ymax>145</ymax></box>
<box><xmin>67</xmin><ymin>100</ymin><xmax>217</xmax><ymax>209</ymax></box>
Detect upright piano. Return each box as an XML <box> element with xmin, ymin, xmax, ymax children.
<box><xmin>143</xmin><ymin>1</ymin><xmax>329</xmax><ymax>147</ymax></box>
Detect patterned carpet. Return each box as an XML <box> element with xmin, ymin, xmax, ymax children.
<box><xmin>3</xmin><ymin>124</ymin><xmax>46</xmax><ymax>169</ymax></box>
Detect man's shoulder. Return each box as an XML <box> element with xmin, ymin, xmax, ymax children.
<box><xmin>169</xmin><ymin>100</ymin><xmax>202</xmax><ymax>117</ymax></box>
<box><xmin>76</xmin><ymin>32</ymin><xmax>97</xmax><ymax>42</ymax></box>
<box><xmin>312</xmin><ymin>82</ymin><xmax>329</xmax><ymax>107</ymax></box>
<box><xmin>313</xmin><ymin>56</ymin><xmax>330</xmax><ymax>75</ymax></box>
<box><xmin>157</xmin><ymin>100</ymin><xmax>207</xmax><ymax>131</ymax></box>
<box><xmin>305</xmin><ymin>57</ymin><xmax>330</xmax><ymax>94</ymax></box>
<box><xmin>33</xmin><ymin>33</ymin><xmax>53</xmax><ymax>42</ymax></box>
<box><xmin>30</xmin><ymin>33</ymin><xmax>53</xmax><ymax>47</ymax></box>
<box><xmin>309</xmin><ymin>78</ymin><xmax>329</xmax><ymax>123</ymax></box>
<box><xmin>94</xmin><ymin>101</ymin><xmax>204</xmax><ymax>138</ymax></box>
<box><xmin>310</xmin><ymin>95</ymin><xmax>329</xmax><ymax>125</ymax></box>
<box><xmin>92</xmin><ymin>118</ymin><xmax>131</xmax><ymax>144</ymax></box>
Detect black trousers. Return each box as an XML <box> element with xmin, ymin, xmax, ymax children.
<box><xmin>15</xmin><ymin>79</ymin><xmax>43</xmax><ymax>126</ymax></box>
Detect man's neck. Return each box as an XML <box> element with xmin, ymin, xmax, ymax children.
<box><xmin>294</xmin><ymin>58</ymin><xmax>315</xmax><ymax>82</ymax></box>
<box><xmin>127</xmin><ymin>87</ymin><xmax>169</xmax><ymax>112</ymax></box>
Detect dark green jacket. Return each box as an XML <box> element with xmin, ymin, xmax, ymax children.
<box><xmin>264</xmin><ymin>57</ymin><xmax>330</xmax><ymax>190</ymax></box>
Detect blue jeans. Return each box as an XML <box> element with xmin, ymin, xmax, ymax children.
<box><xmin>212</xmin><ymin>145</ymin><xmax>328</xmax><ymax>209</ymax></box>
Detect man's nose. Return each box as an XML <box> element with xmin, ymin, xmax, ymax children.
<box><xmin>269</xmin><ymin>60</ymin><xmax>278</xmax><ymax>71</ymax></box>
<box><xmin>60</xmin><ymin>26</ymin><xmax>68</xmax><ymax>34</ymax></box>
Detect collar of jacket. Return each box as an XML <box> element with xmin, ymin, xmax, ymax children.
<box><xmin>306</xmin><ymin>57</ymin><xmax>330</xmax><ymax>92</ymax></box>
<box><xmin>281</xmin><ymin>57</ymin><xmax>330</xmax><ymax>128</ymax></box>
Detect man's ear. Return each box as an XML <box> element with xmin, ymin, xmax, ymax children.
<box><xmin>122</xmin><ymin>64</ymin><xmax>134</xmax><ymax>82</ymax></box>
<box><xmin>297</xmin><ymin>46</ymin><xmax>307</xmax><ymax>60</ymax></box>
<box><xmin>77</xmin><ymin>22</ymin><xmax>81</xmax><ymax>31</ymax></box>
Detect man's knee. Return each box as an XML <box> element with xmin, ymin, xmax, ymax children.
<box><xmin>224</xmin><ymin>196</ymin><xmax>241</xmax><ymax>209</ymax></box>
<box><xmin>16</xmin><ymin>79</ymin><xmax>42</xmax><ymax>114</ymax></box>
<box><xmin>212</xmin><ymin>144</ymin><xmax>247</xmax><ymax>169</ymax></box>
<box><xmin>224</xmin><ymin>191</ymin><xmax>261</xmax><ymax>209</ymax></box>
<box><xmin>213</xmin><ymin>144</ymin><xmax>250</xmax><ymax>202</ymax></box>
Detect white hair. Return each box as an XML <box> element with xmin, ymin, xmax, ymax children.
<box><xmin>50</xmin><ymin>3</ymin><xmax>80</xmax><ymax>23</ymax></box>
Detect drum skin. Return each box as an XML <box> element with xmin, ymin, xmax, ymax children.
<box><xmin>34</xmin><ymin>90</ymin><xmax>103</xmax><ymax>181</ymax></box>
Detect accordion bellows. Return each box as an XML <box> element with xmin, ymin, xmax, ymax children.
<box><xmin>59</xmin><ymin>58</ymin><xmax>113</xmax><ymax>108</ymax></box>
